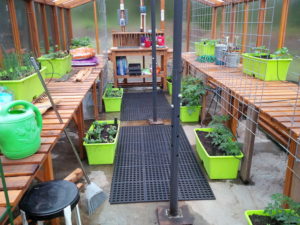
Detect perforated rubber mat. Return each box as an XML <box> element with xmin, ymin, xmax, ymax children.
<box><xmin>120</xmin><ymin>92</ymin><xmax>171</xmax><ymax>121</ymax></box>
<box><xmin>109</xmin><ymin>125</ymin><xmax>215</xmax><ymax>204</ymax></box>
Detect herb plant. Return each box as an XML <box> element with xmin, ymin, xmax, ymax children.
<box><xmin>263</xmin><ymin>193</ymin><xmax>300</xmax><ymax>225</ymax></box>
<box><xmin>41</xmin><ymin>50</ymin><xmax>69</xmax><ymax>59</ymax></box>
<box><xmin>206</xmin><ymin>115</ymin><xmax>241</xmax><ymax>156</ymax></box>
<box><xmin>84</xmin><ymin>121</ymin><xmax>118</xmax><ymax>144</ymax></box>
<box><xmin>181</xmin><ymin>76</ymin><xmax>206</xmax><ymax>107</ymax></box>
<box><xmin>105</xmin><ymin>84</ymin><xmax>122</xmax><ymax>98</ymax></box>
<box><xmin>71</xmin><ymin>37</ymin><xmax>92</xmax><ymax>49</ymax></box>
<box><xmin>251</xmin><ymin>46</ymin><xmax>270</xmax><ymax>55</ymax></box>
<box><xmin>273</xmin><ymin>47</ymin><xmax>293</xmax><ymax>59</ymax></box>
<box><xmin>0</xmin><ymin>52</ymin><xmax>35</xmax><ymax>81</ymax></box>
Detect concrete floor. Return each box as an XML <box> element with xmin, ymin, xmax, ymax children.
<box><xmin>52</xmin><ymin>91</ymin><xmax>287</xmax><ymax>225</ymax></box>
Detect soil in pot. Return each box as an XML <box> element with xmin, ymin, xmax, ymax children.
<box><xmin>249</xmin><ymin>215</ymin><xmax>285</xmax><ymax>225</ymax></box>
<box><xmin>86</xmin><ymin>123</ymin><xmax>118</xmax><ymax>143</ymax></box>
<box><xmin>254</xmin><ymin>54</ymin><xmax>272</xmax><ymax>59</ymax></box>
<box><xmin>196</xmin><ymin>130</ymin><xmax>227</xmax><ymax>156</ymax></box>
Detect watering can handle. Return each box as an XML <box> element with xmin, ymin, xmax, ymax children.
<box><xmin>0</xmin><ymin>100</ymin><xmax>43</xmax><ymax>132</ymax></box>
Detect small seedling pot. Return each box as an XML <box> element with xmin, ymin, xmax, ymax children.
<box><xmin>38</xmin><ymin>54</ymin><xmax>72</xmax><ymax>78</ymax></box>
<box><xmin>195</xmin><ymin>41</ymin><xmax>215</xmax><ymax>56</ymax></box>
<box><xmin>194</xmin><ymin>128</ymin><xmax>243</xmax><ymax>179</ymax></box>
<box><xmin>224</xmin><ymin>51</ymin><xmax>240</xmax><ymax>68</ymax></box>
<box><xmin>180</xmin><ymin>105</ymin><xmax>201</xmax><ymax>123</ymax></box>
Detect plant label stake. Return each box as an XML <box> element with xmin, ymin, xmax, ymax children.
<box><xmin>149</xmin><ymin>0</ymin><xmax>163</xmax><ymax>125</ymax></box>
<box><xmin>157</xmin><ymin>0</ymin><xmax>194</xmax><ymax>224</ymax></box>
<box><xmin>30</xmin><ymin>57</ymin><xmax>106</xmax><ymax>215</ymax></box>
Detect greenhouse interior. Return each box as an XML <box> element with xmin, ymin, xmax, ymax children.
<box><xmin>0</xmin><ymin>0</ymin><xmax>299</xmax><ymax>224</ymax></box>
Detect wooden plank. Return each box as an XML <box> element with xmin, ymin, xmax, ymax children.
<box><xmin>241</xmin><ymin>2</ymin><xmax>249</xmax><ymax>53</ymax></box>
<box><xmin>7</xmin><ymin>0</ymin><xmax>22</xmax><ymax>53</ymax></box>
<box><xmin>52</xmin><ymin>6</ymin><xmax>61</xmax><ymax>50</ymax></box>
<box><xmin>240</xmin><ymin>106</ymin><xmax>259</xmax><ymax>183</ymax></box>
<box><xmin>0</xmin><ymin>190</ymin><xmax>22</xmax><ymax>206</ymax></box>
<box><xmin>1</xmin><ymin>154</ymin><xmax>46</xmax><ymax>165</ymax></box>
<box><xmin>185</xmin><ymin>0</ymin><xmax>191</xmax><ymax>52</ymax></box>
<box><xmin>68</xmin><ymin>0</ymin><xmax>93</xmax><ymax>8</ymax></box>
<box><xmin>0</xmin><ymin>176</ymin><xmax>31</xmax><ymax>190</ymax></box>
<box><xmin>40</xmin><ymin>4</ymin><xmax>50</xmax><ymax>53</ymax></box>
<box><xmin>256</xmin><ymin>0</ymin><xmax>266</xmax><ymax>47</ymax></box>
<box><xmin>283</xmin><ymin>138</ymin><xmax>297</xmax><ymax>197</ymax></box>
<box><xmin>59</xmin><ymin>7</ymin><xmax>67</xmax><ymax>50</ymax></box>
<box><xmin>26</xmin><ymin>0</ymin><xmax>41</xmax><ymax>57</ymax></box>
<box><xmin>4</xmin><ymin>164</ymin><xmax>38</xmax><ymax>177</ymax></box>
<box><xmin>278</xmin><ymin>0</ymin><xmax>290</xmax><ymax>48</ymax></box>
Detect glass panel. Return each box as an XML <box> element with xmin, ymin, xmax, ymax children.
<box><xmin>0</xmin><ymin>1</ymin><xmax>15</xmax><ymax>52</ymax></box>
<box><xmin>45</xmin><ymin>5</ymin><xmax>55</xmax><ymax>52</ymax></box>
<box><xmin>34</xmin><ymin>3</ymin><xmax>45</xmax><ymax>54</ymax></box>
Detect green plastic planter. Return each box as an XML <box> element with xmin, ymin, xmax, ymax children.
<box><xmin>0</xmin><ymin>67</ymin><xmax>46</xmax><ymax>102</ymax></box>
<box><xmin>103</xmin><ymin>88</ymin><xmax>123</xmax><ymax>112</ymax></box>
<box><xmin>83</xmin><ymin>120</ymin><xmax>120</xmax><ymax>165</ymax></box>
<box><xmin>38</xmin><ymin>54</ymin><xmax>72</xmax><ymax>78</ymax></box>
<box><xmin>180</xmin><ymin>105</ymin><xmax>201</xmax><ymax>122</ymax></box>
<box><xmin>242</xmin><ymin>53</ymin><xmax>292</xmax><ymax>81</ymax></box>
<box><xmin>194</xmin><ymin>128</ymin><xmax>244</xmax><ymax>179</ymax></box>
<box><xmin>167</xmin><ymin>80</ymin><xmax>172</xmax><ymax>95</ymax></box>
<box><xmin>244</xmin><ymin>210</ymin><xmax>267</xmax><ymax>225</ymax></box>
<box><xmin>195</xmin><ymin>42</ymin><xmax>215</xmax><ymax>56</ymax></box>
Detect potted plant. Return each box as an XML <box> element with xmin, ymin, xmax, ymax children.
<box><xmin>70</xmin><ymin>37</ymin><xmax>96</xmax><ymax>61</ymax></box>
<box><xmin>180</xmin><ymin>76</ymin><xmax>206</xmax><ymax>122</ymax></box>
<box><xmin>38</xmin><ymin>50</ymin><xmax>71</xmax><ymax>78</ymax></box>
<box><xmin>194</xmin><ymin>115</ymin><xmax>244</xmax><ymax>179</ymax></box>
<box><xmin>83</xmin><ymin>119</ymin><xmax>120</xmax><ymax>165</ymax></box>
<box><xmin>0</xmin><ymin>52</ymin><xmax>46</xmax><ymax>102</ymax></box>
<box><xmin>242</xmin><ymin>46</ymin><xmax>293</xmax><ymax>81</ymax></box>
<box><xmin>195</xmin><ymin>39</ymin><xmax>218</xmax><ymax>56</ymax></box>
<box><xmin>167</xmin><ymin>75</ymin><xmax>172</xmax><ymax>95</ymax></box>
<box><xmin>224</xmin><ymin>44</ymin><xmax>241</xmax><ymax>68</ymax></box>
<box><xmin>103</xmin><ymin>84</ymin><xmax>123</xmax><ymax>112</ymax></box>
<box><xmin>245</xmin><ymin>193</ymin><xmax>300</xmax><ymax>225</ymax></box>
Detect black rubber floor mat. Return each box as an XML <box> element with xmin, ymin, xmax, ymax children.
<box><xmin>121</xmin><ymin>92</ymin><xmax>171</xmax><ymax>121</ymax></box>
<box><xmin>110</xmin><ymin>125</ymin><xmax>215</xmax><ymax>204</ymax></box>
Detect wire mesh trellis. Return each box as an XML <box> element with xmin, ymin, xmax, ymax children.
<box><xmin>184</xmin><ymin>0</ymin><xmax>300</xmax><ymax>200</ymax></box>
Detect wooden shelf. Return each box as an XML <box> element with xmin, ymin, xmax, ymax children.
<box><xmin>116</xmin><ymin>73</ymin><xmax>164</xmax><ymax>79</ymax></box>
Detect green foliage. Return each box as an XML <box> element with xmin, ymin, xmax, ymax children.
<box><xmin>251</xmin><ymin>46</ymin><xmax>270</xmax><ymax>55</ymax></box>
<box><xmin>264</xmin><ymin>193</ymin><xmax>300</xmax><ymax>225</ymax></box>
<box><xmin>167</xmin><ymin>75</ymin><xmax>172</xmax><ymax>82</ymax></box>
<box><xmin>84</xmin><ymin>121</ymin><xmax>118</xmax><ymax>144</ymax></box>
<box><xmin>41</xmin><ymin>51</ymin><xmax>69</xmax><ymax>59</ymax></box>
<box><xmin>273</xmin><ymin>47</ymin><xmax>293</xmax><ymax>59</ymax></box>
<box><xmin>181</xmin><ymin>76</ymin><xmax>206</xmax><ymax>108</ymax></box>
<box><xmin>0</xmin><ymin>52</ymin><xmax>35</xmax><ymax>81</ymax></box>
<box><xmin>105</xmin><ymin>84</ymin><xmax>122</xmax><ymax>98</ymax></box>
<box><xmin>206</xmin><ymin>115</ymin><xmax>241</xmax><ymax>156</ymax></box>
<box><xmin>71</xmin><ymin>37</ymin><xmax>92</xmax><ymax>49</ymax></box>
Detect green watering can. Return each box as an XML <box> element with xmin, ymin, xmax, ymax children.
<box><xmin>0</xmin><ymin>100</ymin><xmax>42</xmax><ymax>159</ymax></box>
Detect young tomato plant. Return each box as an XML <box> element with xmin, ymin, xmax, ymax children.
<box><xmin>84</xmin><ymin>121</ymin><xmax>118</xmax><ymax>144</ymax></box>
<box><xmin>105</xmin><ymin>84</ymin><xmax>123</xmax><ymax>98</ymax></box>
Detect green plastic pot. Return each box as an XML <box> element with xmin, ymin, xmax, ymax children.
<box><xmin>103</xmin><ymin>88</ymin><xmax>123</xmax><ymax>112</ymax></box>
<box><xmin>0</xmin><ymin>67</ymin><xmax>46</xmax><ymax>102</ymax></box>
<box><xmin>167</xmin><ymin>80</ymin><xmax>172</xmax><ymax>95</ymax></box>
<box><xmin>38</xmin><ymin>54</ymin><xmax>72</xmax><ymax>78</ymax></box>
<box><xmin>242</xmin><ymin>53</ymin><xmax>292</xmax><ymax>81</ymax></box>
<box><xmin>83</xmin><ymin>120</ymin><xmax>120</xmax><ymax>165</ymax></box>
<box><xmin>194</xmin><ymin>128</ymin><xmax>243</xmax><ymax>179</ymax></box>
<box><xmin>244</xmin><ymin>210</ymin><xmax>267</xmax><ymax>225</ymax></box>
<box><xmin>180</xmin><ymin>105</ymin><xmax>201</xmax><ymax>122</ymax></box>
<box><xmin>0</xmin><ymin>100</ymin><xmax>42</xmax><ymax>159</ymax></box>
<box><xmin>195</xmin><ymin>42</ymin><xmax>215</xmax><ymax>56</ymax></box>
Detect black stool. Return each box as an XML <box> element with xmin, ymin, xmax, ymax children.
<box><xmin>19</xmin><ymin>180</ymin><xmax>82</xmax><ymax>225</ymax></box>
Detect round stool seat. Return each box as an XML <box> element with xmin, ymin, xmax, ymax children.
<box><xmin>20</xmin><ymin>180</ymin><xmax>80</xmax><ymax>221</ymax></box>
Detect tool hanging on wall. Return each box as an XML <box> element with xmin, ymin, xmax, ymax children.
<box><xmin>118</xmin><ymin>0</ymin><xmax>128</xmax><ymax>32</ymax></box>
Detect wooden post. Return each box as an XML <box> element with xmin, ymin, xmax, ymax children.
<box><xmin>220</xmin><ymin>6</ymin><xmax>226</xmax><ymax>39</ymax></box>
<box><xmin>283</xmin><ymin>137</ymin><xmax>297</xmax><ymax>197</ymax></box>
<box><xmin>240</xmin><ymin>106</ymin><xmax>259</xmax><ymax>183</ymax></box>
<box><xmin>211</xmin><ymin>7</ymin><xmax>217</xmax><ymax>39</ymax></box>
<box><xmin>160</xmin><ymin>0</ymin><xmax>165</xmax><ymax>31</ymax></box>
<box><xmin>26</xmin><ymin>0</ymin><xmax>41</xmax><ymax>57</ymax></box>
<box><xmin>7</xmin><ymin>0</ymin><xmax>22</xmax><ymax>54</ymax></box>
<box><xmin>92</xmin><ymin>81</ymin><xmax>99</xmax><ymax>120</ymax></box>
<box><xmin>66</xmin><ymin>9</ymin><xmax>73</xmax><ymax>43</ymax></box>
<box><xmin>51</xmin><ymin>6</ymin><xmax>60</xmax><ymax>51</ymax></box>
<box><xmin>241</xmin><ymin>2</ymin><xmax>249</xmax><ymax>53</ymax></box>
<box><xmin>59</xmin><ymin>8</ymin><xmax>67</xmax><ymax>50</ymax></box>
<box><xmin>229</xmin><ymin>3</ymin><xmax>236</xmax><ymax>43</ymax></box>
<box><xmin>185</xmin><ymin>0</ymin><xmax>191</xmax><ymax>52</ymax></box>
<box><xmin>0</xmin><ymin>48</ymin><xmax>3</xmax><ymax>67</ymax></box>
<box><xmin>230</xmin><ymin>96</ymin><xmax>239</xmax><ymax>136</ymax></box>
<box><xmin>93</xmin><ymin>0</ymin><xmax>100</xmax><ymax>54</ymax></box>
<box><xmin>277</xmin><ymin>0</ymin><xmax>290</xmax><ymax>48</ymax></box>
<box><xmin>40</xmin><ymin>4</ymin><xmax>50</xmax><ymax>53</ymax></box>
<box><xmin>256</xmin><ymin>0</ymin><xmax>266</xmax><ymax>47</ymax></box>
<box><xmin>200</xmin><ymin>76</ymin><xmax>208</xmax><ymax>123</ymax></box>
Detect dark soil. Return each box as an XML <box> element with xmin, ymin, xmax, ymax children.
<box><xmin>101</xmin><ymin>124</ymin><xmax>118</xmax><ymax>139</ymax></box>
<box><xmin>196</xmin><ymin>131</ymin><xmax>226</xmax><ymax>156</ymax></box>
<box><xmin>255</xmin><ymin>54</ymin><xmax>272</xmax><ymax>59</ymax></box>
<box><xmin>249</xmin><ymin>215</ymin><xmax>283</xmax><ymax>225</ymax></box>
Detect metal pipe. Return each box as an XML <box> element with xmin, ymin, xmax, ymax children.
<box><xmin>169</xmin><ymin>0</ymin><xmax>183</xmax><ymax>217</ymax></box>
<box><xmin>151</xmin><ymin>0</ymin><xmax>157</xmax><ymax>122</ymax></box>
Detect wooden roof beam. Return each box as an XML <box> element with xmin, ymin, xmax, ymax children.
<box><xmin>68</xmin><ymin>0</ymin><xmax>93</xmax><ymax>8</ymax></box>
